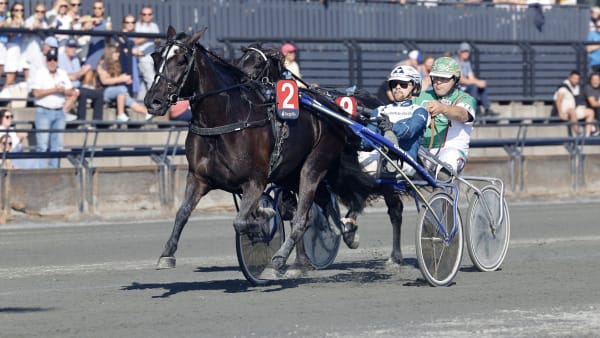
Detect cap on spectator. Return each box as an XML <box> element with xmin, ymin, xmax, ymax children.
<box><xmin>408</xmin><ymin>50</ymin><xmax>423</xmax><ymax>63</ymax></box>
<box><xmin>65</xmin><ymin>38</ymin><xmax>79</xmax><ymax>48</ymax></box>
<box><xmin>459</xmin><ymin>42</ymin><xmax>471</xmax><ymax>52</ymax></box>
<box><xmin>44</xmin><ymin>36</ymin><xmax>59</xmax><ymax>48</ymax></box>
<box><xmin>281</xmin><ymin>43</ymin><xmax>297</xmax><ymax>54</ymax></box>
<box><xmin>46</xmin><ymin>48</ymin><xmax>58</xmax><ymax>61</ymax></box>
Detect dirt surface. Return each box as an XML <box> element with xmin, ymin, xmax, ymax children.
<box><xmin>1</xmin><ymin>200</ymin><xmax>600</xmax><ymax>337</ymax></box>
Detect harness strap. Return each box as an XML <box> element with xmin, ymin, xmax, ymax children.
<box><xmin>189</xmin><ymin>118</ymin><xmax>269</xmax><ymax>136</ymax></box>
<box><xmin>180</xmin><ymin>83</ymin><xmax>248</xmax><ymax>103</ymax></box>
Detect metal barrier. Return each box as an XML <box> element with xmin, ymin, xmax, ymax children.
<box><xmin>0</xmin><ymin>121</ymin><xmax>188</xmax><ymax>212</ymax></box>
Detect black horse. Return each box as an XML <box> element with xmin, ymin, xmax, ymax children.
<box><xmin>144</xmin><ymin>27</ymin><xmax>373</xmax><ymax>273</ymax></box>
<box><xmin>236</xmin><ymin>45</ymin><xmax>409</xmax><ymax>267</ymax></box>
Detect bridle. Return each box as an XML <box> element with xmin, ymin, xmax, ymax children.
<box><xmin>241</xmin><ymin>47</ymin><xmax>272</xmax><ymax>82</ymax></box>
<box><xmin>152</xmin><ymin>39</ymin><xmax>198</xmax><ymax>106</ymax></box>
<box><xmin>153</xmin><ymin>39</ymin><xmax>250</xmax><ymax>107</ymax></box>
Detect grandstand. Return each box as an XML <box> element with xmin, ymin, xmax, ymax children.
<box><xmin>0</xmin><ymin>1</ymin><xmax>598</xmax><ymax>217</ymax></box>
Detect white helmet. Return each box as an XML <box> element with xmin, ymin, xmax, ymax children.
<box><xmin>387</xmin><ymin>65</ymin><xmax>422</xmax><ymax>96</ymax></box>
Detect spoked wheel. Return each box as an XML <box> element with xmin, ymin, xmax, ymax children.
<box><xmin>235</xmin><ymin>193</ymin><xmax>285</xmax><ymax>286</ymax></box>
<box><xmin>416</xmin><ymin>192</ymin><xmax>463</xmax><ymax>287</ymax></box>
<box><xmin>303</xmin><ymin>202</ymin><xmax>341</xmax><ymax>269</ymax></box>
<box><xmin>466</xmin><ymin>185</ymin><xmax>510</xmax><ymax>272</ymax></box>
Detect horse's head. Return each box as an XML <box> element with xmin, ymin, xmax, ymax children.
<box><xmin>236</xmin><ymin>44</ymin><xmax>284</xmax><ymax>83</ymax></box>
<box><xmin>144</xmin><ymin>26</ymin><xmax>207</xmax><ymax>116</ymax></box>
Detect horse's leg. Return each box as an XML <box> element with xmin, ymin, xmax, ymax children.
<box><xmin>157</xmin><ymin>174</ymin><xmax>210</xmax><ymax>269</ymax></box>
<box><xmin>341</xmin><ymin>209</ymin><xmax>360</xmax><ymax>249</ymax></box>
<box><xmin>233</xmin><ymin>180</ymin><xmax>268</xmax><ymax>234</ymax></box>
<box><xmin>382</xmin><ymin>186</ymin><xmax>404</xmax><ymax>267</ymax></box>
<box><xmin>289</xmin><ymin>184</ymin><xmax>333</xmax><ymax>274</ymax></box>
<box><xmin>272</xmin><ymin>173</ymin><xmax>324</xmax><ymax>272</ymax></box>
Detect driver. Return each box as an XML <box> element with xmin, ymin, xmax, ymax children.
<box><xmin>414</xmin><ymin>56</ymin><xmax>477</xmax><ymax>178</ymax></box>
<box><xmin>359</xmin><ymin>65</ymin><xmax>429</xmax><ymax>177</ymax></box>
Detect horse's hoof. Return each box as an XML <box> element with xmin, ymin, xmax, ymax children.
<box><xmin>284</xmin><ymin>266</ymin><xmax>305</xmax><ymax>279</ymax></box>
<box><xmin>385</xmin><ymin>257</ymin><xmax>402</xmax><ymax>271</ymax></box>
<box><xmin>343</xmin><ymin>232</ymin><xmax>360</xmax><ymax>249</ymax></box>
<box><xmin>259</xmin><ymin>266</ymin><xmax>283</xmax><ymax>280</ymax></box>
<box><xmin>341</xmin><ymin>219</ymin><xmax>360</xmax><ymax>249</ymax></box>
<box><xmin>271</xmin><ymin>256</ymin><xmax>286</xmax><ymax>273</ymax></box>
<box><xmin>156</xmin><ymin>256</ymin><xmax>176</xmax><ymax>269</ymax></box>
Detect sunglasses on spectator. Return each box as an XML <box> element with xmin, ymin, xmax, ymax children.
<box><xmin>141</xmin><ymin>13</ymin><xmax>152</xmax><ymax>16</ymax></box>
<box><xmin>389</xmin><ymin>80</ymin><xmax>411</xmax><ymax>89</ymax></box>
<box><xmin>46</xmin><ymin>56</ymin><xmax>58</xmax><ymax>62</ymax></box>
<box><xmin>124</xmin><ymin>20</ymin><xmax>135</xmax><ymax>24</ymax></box>
<box><xmin>4</xmin><ymin>115</ymin><xmax>13</xmax><ymax>119</ymax></box>
<box><xmin>70</xmin><ymin>2</ymin><xmax>81</xmax><ymax>6</ymax></box>
<box><xmin>12</xmin><ymin>8</ymin><xmax>23</xmax><ymax>12</ymax></box>
<box><xmin>0</xmin><ymin>2</ymin><xmax>8</xmax><ymax>4</ymax></box>
<box><xmin>2</xmin><ymin>142</ymin><xmax>12</xmax><ymax>146</ymax></box>
<box><xmin>35</xmin><ymin>9</ymin><xmax>46</xmax><ymax>13</ymax></box>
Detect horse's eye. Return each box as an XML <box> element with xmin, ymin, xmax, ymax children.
<box><xmin>177</xmin><ymin>56</ymin><xmax>188</xmax><ymax>66</ymax></box>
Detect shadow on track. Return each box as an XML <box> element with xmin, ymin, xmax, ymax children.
<box><xmin>121</xmin><ymin>258</ymin><xmax>429</xmax><ymax>298</ymax></box>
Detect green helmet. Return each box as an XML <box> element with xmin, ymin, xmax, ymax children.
<box><xmin>429</xmin><ymin>56</ymin><xmax>461</xmax><ymax>81</ymax></box>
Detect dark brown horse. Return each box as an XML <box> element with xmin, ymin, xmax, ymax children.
<box><xmin>236</xmin><ymin>45</ymin><xmax>410</xmax><ymax>268</ymax></box>
<box><xmin>144</xmin><ymin>27</ymin><xmax>373</xmax><ymax>274</ymax></box>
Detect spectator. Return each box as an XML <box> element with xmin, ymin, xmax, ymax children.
<box><xmin>0</xmin><ymin>108</ymin><xmax>26</xmax><ymax>152</ymax></box>
<box><xmin>65</xmin><ymin>0</ymin><xmax>89</xmax><ymax>60</ymax></box>
<box><xmin>134</xmin><ymin>5</ymin><xmax>159</xmax><ymax>101</ymax></box>
<box><xmin>414</xmin><ymin>56</ymin><xmax>477</xmax><ymax>178</ymax></box>
<box><xmin>81</xmin><ymin>0</ymin><xmax>108</xmax><ymax>88</ymax></box>
<box><xmin>584</xmin><ymin>72</ymin><xmax>600</xmax><ymax>123</ymax></box>
<box><xmin>114</xmin><ymin>14</ymin><xmax>141</xmax><ymax>97</ymax></box>
<box><xmin>3</xmin><ymin>2</ymin><xmax>25</xmax><ymax>91</ymax></box>
<box><xmin>403</xmin><ymin>50</ymin><xmax>423</xmax><ymax>69</ymax></box>
<box><xmin>455</xmin><ymin>42</ymin><xmax>499</xmax><ymax>117</ymax></box>
<box><xmin>29</xmin><ymin>48</ymin><xmax>76</xmax><ymax>168</ymax></box>
<box><xmin>169</xmin><ymin>100</ymin><xmax>192</xmax><ymax>122</ymax></box>
<box><xmin>22</xmin><ymin>36</ymin><xmax>60</xmax><ymax>98</ymax></box>
<box><xmin>554</xmin><ymin>70</ymin><xmax>596</xmax><ymax>136</ymax></box>
<box><xmin>281</xmin><ymin>42</ymin><xmax>306</xmax><ymax>88</ymax></box>
<box><xmin>587</xmin><ymin>19</ymin><xmax>600</xmax><ymax>73</ymax></box>
<box><xmin>23</xmin><ymin>3</ymin><xmax>49</xmax><ymax>81</ymax></box>
<box><xmin>59</xmin><ymin>38</ymin><xmax>90</xmax><ymax>121</ymax></box>
<box><xmin>0</xmin><ymin>0</ymin><xmax>8</xmax><ymax>78</ymax></box>
<box><xmin>96</xmin><ymin>44</ymin><xmax>151</xmax><ymax>121</ymax></box>
<box><xmin>45</xmin><ymin>0</ymin><xmax>72</xmax><ymax>46</ymax></box>
<box><xmin>590</xmin><ymin>7</ymin><xmax>600</xmax><ymax>32</ymax></box>
<box><xmin>420</xmin><ymin>54</ymin><xmax>435</xmax><ymax>92</ymax></box>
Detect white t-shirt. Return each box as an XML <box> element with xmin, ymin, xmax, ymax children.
<box><xmin>29</xmin><ymin>67</ymin><xmax>72</xmax><ymax>109</ymax></box>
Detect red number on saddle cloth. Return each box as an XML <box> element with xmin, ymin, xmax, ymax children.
<box><xmin>335</xmin><ymin>96</ymin><xmax>357</xmax><ymax>120</ymax></box>
<box><xmin>276</xmin><ymin>80</ymin><xmax>300</xmax><ymax>120</ymax></box>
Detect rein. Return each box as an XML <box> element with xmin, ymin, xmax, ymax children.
<box><xmin>156</xmin><ymin>40</ymin><xmax>271</xmax><ymax>136</ymax></box>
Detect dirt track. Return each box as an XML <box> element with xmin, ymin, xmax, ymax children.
<box><xmin>1</xmin><ymin>200</ymin><xmax>600</xmax><ymax>337</ymax></box>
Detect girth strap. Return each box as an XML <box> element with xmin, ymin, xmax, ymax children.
<box><xmin>189</xmin><ymin>118</ymin><xmax>269</xmax><ymax>136</ymax></box>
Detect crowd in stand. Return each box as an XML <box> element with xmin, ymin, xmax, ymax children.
<box><xmin>0</xmin><ymin>1</ymin><xmax>166</xmax><ymax>123</ymax></box>
<box><xmin>0</xmin><ymin>1</ymin><xmax>193</xmax><ymax>168</ymax></box>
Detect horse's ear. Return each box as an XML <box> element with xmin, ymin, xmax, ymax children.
<box><xmin>188</xmin><ymin>26</ymin><xmax>208</xmax><ymax>45</ymax></box>
<box><xmin>167</xmin><ymin>26</ymin><xmax>177</xmax><ymax>40</ymax></box>
<box><xmin>240</xmin><ymin>46</ymin><xmax>248</xmax><ymax>52</ymax></box>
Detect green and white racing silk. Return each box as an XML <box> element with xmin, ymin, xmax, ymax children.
<box><xmin>414</xmin><ymin>88</ymin><xmax>477</xmax><ymax>151</ymax></box>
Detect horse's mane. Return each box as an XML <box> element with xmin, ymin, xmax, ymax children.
<box><xmin>176</xmin><ymin>33</ymin><xmax>251</xmax><ymax>83</ymax></box>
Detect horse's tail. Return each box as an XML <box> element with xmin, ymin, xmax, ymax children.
<box><xmin>325</xmin><ymin>146</ymin><xmax>377</xmax><ymax>214</ymax></box>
